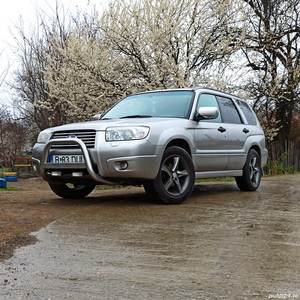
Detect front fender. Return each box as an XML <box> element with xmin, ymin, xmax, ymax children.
<box><xmin>154</xmin><ymin>127</ymin><xmax>196</xmax><ymax>154</ymax></box>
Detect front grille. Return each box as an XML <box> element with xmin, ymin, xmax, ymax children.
<box><xmin>50</xmin><ymin>130</ymin><xmax>96</xmax><ymax>149</ymax></box>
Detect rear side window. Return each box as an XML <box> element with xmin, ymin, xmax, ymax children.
<box><xmin>236</xmin><ymin>100</ymin><xmax>257</xmax><ymax>125</ymax></box>
<box><xmin>216</xmin><ymin>96</ymin><xmax>242</xmax><ymax>124</ymax></box>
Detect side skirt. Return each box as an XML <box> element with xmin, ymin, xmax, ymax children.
<box><xmin>195</xmin><ymin>170</ymin><xmax>243</xmax><ymax>179</ymax></box>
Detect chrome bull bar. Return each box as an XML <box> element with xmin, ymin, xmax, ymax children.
<box><xmin>40</xmin><ymin>138</ymin><xmax>115</xmax><ymax>185</ymax></box>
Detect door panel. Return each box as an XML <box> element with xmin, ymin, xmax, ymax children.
<box><xmin>194</xmin><ymin>122</ymin><xmax>228</xmax><ymax>171</ymax></box>
<box><xmin>194</xmin><ymin>94</ymin><xmax>228</xmax><ymax>171</ymax></box>
<box><xmin>215</xmin><ymin>95</ymin><xmax>248</xmax><ymax>170</ymax></box>
<box><xmin>225</xmin><ymin>123</ymin><xmax>248</xmax><ymax>169</ymax></box>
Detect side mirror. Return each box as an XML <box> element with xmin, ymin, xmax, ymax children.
<box><xmin>195</xmin><ymin>107</ymin><xmax>218</xmax><ymax>121</ymax></box>
<box><xmin>93</xmin><ymin>114</ymin><xmax>102</xmax><ymax>121</ymax></box>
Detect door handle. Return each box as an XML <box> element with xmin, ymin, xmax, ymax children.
<box><xmin>218</xmin><ymin>126</ymin><xmax>226</xmax><ymax>133</ymax></box>
<box><xmin>243</xmin><ymin>128</ymin><xmax>249</xmax><ymax>133</ymax></box>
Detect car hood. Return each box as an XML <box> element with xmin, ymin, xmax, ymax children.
<box><xmin>44</xmin><ymin>118</ymin><xmax>193</xmax><ymax>132</ymax></box>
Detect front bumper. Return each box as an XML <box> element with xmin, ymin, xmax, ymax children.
<box><xmin>32</xmin><ymin>137</ymin><xmax>162</xmax><ymax>185</ymax></box>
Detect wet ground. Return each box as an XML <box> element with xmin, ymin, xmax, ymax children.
<box><xmin>1</xmin><ymin>175</ymin><xmax>300</xmax><ymax>299</ymax></box>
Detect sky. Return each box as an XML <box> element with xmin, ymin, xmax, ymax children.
<box><xmin>0</xmin><ymin>0</ymin><xmax>108</xmax><ymax>105</ymax></box>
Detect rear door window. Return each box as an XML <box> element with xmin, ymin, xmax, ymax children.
<box><xmin>236</xmin><ymin>99</ymin><xmax>257</xmax><ymax>125</ymax></box>
<box><xmin>216</xmin><ymin>96</ymin><xmax>242</xmax><ymax>124</ymax></box>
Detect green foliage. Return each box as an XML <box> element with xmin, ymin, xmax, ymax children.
<box><xmin>265</xmin><ymin>152</ymin><xmax>295</xmax><ymax>175</ymax></box>
<box><xmin>0</xmin><ymin>187</ymin><xmax>21</xmax><ymax>191</ymax></box>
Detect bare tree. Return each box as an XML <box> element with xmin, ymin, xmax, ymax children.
<box><xmin>0</xmin><ymin>105</ymin><xmax>28</xmax><ymax>167</ymax></box>
<box><xmin>11</xmin><ymin>2</ymin><xmax>85</xmax><ymax>129</ymax></box>
<box><xmin>0</xmin><ymin>51</ymin><xmax>10</xmax><ymax>91</ymax></box>
<box><xmin>240</xmin><ymin>0</ymin><xmax>300</xmax><ymax>143</ymax></box>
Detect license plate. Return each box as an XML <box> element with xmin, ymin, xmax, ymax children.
<box><xmin>49</xmin><ymin>155</ymin><xmax>85</xmax><ymax>164</ymax></box>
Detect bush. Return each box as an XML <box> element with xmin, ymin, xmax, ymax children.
<box><xmin>264</xmin><ymin>152</ymin><xmax>295</xmax><ymax>175</ymax></box>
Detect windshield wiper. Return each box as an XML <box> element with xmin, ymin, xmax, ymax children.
<box><xmin>120</xmin><ymin>115</ymin><xmax>152</xmax><ymax>119</ymax></box>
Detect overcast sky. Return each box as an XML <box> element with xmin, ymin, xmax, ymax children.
<box><xmin>0</xmin><ymin>0</ymin><xmax>108</xmax><ymax>105</ymax></box>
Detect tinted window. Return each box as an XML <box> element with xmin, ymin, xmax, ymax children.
<box><xmin>236</xmin><ymin>99</ymin><xmax>257</xmax><ymax>125</ymax></box>
<box><xmin>216</xmin><ymin>96</ymin><xmax>242</xmax><ymax>124</ymax></box>
<box><xmin>197</xmin><ymin>94</ymin><xmax>222</xmax><ymax>122</ymax></box>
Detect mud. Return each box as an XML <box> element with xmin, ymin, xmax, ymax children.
<box><xmin>1</xmin><ymin>175</ymin><xmax>300</xmax><ymax>299</ymax></box>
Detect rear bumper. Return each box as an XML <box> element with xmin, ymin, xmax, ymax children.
<box><xmin>261</xmin><ymin>148</ymin><xmax>268</xmax><ymax>168</ymax></box>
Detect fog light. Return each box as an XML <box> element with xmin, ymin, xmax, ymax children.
<box><xmin>120</xmin><ymin>161</ymin><xmax>128</xmax><ymax>170</ymax></box>
<box><xmin>72</xmin><ymin>172</ymin><xmax>83</xmax><ymax>177</ymax></box>
<box><xmin>51</xmin><ymin>171</ymin><xmax>62</xmax><ymax>176</ymax></box>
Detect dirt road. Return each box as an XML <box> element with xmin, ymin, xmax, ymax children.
<box><xmin>1</xmin><ymin>175</ymin><xmax>300</xmax><ymax>299</ymax></box>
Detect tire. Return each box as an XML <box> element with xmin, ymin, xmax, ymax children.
<box><xmin>48</xmin><ymin>183</ymin><xmax>96</xmax><ymax>199</ymax></box>
<box><xmin>143</xmin><ymin>180</ymin><xmax>164</xmax><ymax>203</ymax></box>
<box><xmin>144</xmin><ymin>146</ymin><xmax>195</xmax><ymax>204</ymax></box>
<box><xmin>235</xmin><ymin>149</ymin><xmax>262</xmax><ymax>191</ymax></box>
<box><xmin>143</xmin><ymin>180</ymin><xmax>157</xmax><ymax>198</ymax></box>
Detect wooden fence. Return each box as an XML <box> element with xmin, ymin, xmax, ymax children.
<box><xmin>264</xmin><ymin>140</ymin><xmax>300</xmax><ymax>174</ymax></box>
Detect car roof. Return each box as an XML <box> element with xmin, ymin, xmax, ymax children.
<box><xmin>131</xmin><ymin>87</ymin><xmax>245</xmax><ymax>102</ymax></box>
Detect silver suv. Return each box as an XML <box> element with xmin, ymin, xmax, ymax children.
<box><xmin>32</xmin><ymin>87</ymin><xmax>268</xmax><ymax>204</ymax></box>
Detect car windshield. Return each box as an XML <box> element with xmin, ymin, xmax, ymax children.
<box><xmin>102</xmin><ymin>91</ymin><xmax>195</xmax><ymax>119</ymax></box>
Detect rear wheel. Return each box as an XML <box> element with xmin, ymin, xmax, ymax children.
<box><xmin>48</xmin><ymin>183</ymin><xmax>96</xmax><ymax>199</ymax></box>
<box><xmin>235</xmin><ymin>149</ymin><xmax>262</xmax><ymax>191</ymax></box>
<box><xmin>143</xmin><ymin>146</ymin><xmax>195</xmax><ymax>204</ymax></box>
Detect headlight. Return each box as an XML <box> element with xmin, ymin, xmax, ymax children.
<box><xmin>106</xmin><ymin>126</ymin><xmax>150</xmax><ymax>141</ymax></box>
<box><xmin>37</xmin><ymin>129</ymin><xmax>53</xmax><ymax>143</ymax></box>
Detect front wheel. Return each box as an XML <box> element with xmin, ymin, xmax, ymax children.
<box><xmin>48</xmin><ymin>183</ymin><xmax>96</xmax><ymax>199</ymax></box>
<box><xmin>144</xmin><ymin>146</ymin><xmax>195</xmax><ymax>204</ymax></box>
<box><xmin>235</xmin><ymin>149</ymin><xmax>262</xmax><ymax>191</ymax></box>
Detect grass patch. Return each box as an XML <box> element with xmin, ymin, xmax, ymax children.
<box><xmin>95</xmin><ymin>185</ymin><xmax>129</xmax><ymax>190</ymax></box>
<box><xmin>0</xmin><ymin>187</ymin><xmax>21</xmax><ymax>191</ymax></box>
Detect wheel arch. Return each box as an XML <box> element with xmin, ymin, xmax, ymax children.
<box><xmin>166</xmin><ymin>139</ymin><xmax>192</xmax><ymax>156</ymax></box>
<box><xmin>249</xmin><ymin>144</ymin><xmax>261</xmax><ymax>159</ymax></box>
